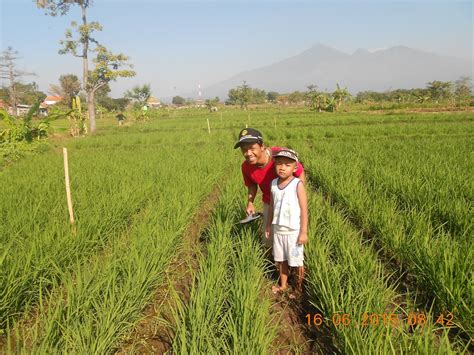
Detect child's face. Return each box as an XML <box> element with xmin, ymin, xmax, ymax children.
<box><xmin>274</xmin><ymin>157</ymin><xmax>297</xmax><ymax>179</ymax></box>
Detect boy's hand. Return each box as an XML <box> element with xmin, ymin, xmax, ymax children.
<box><xmin>297</xmin><ymin>232</ymin><xmax>308</xmax><ymax>245</ymax></box>
<box><xmin>265</xmin><ymin>225</ymin><xmax>271</xmax><ymax>239</ymax></box>
<box><xmin>246</xmin><ymin>201</ymin><xmax>255</xmax><ymax>215</ymax></box>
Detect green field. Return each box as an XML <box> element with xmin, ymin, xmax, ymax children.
<box><xmin>1</xmin><ymin>108</ymin><xmax>473</xmax><ymax>353</ymax></box>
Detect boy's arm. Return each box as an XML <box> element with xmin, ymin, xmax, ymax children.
<box><xmin>242</xmin><ymin>164</ymin><xmax>258</xmax><ymax>215</ymax></box>
<box><xmin>265</xmin><ymin>193</ymin><xmax>273</xmax><ymax>239</ymax></box>
<box><xmin>297</xmin><ymin>181</ymin><xmax>308</xmax><ymax>245</ymax></box>
<box><xmin>298</xmin><ymin>170</ymin><xmax>306</xmax><ymax>184</ymax></box>
<box><xmin>246</xmin><ymin>184</ymin><xmax>258</xmax><ymax>215</ymax></box>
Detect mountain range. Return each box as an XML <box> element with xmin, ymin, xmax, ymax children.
<box><xmin>183</xmin><ymin>44</ymin><xmax>471</xmax><ymax>100</ymax></box>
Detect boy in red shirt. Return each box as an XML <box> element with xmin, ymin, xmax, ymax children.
<box><xmin>234</xmin><ymin>128</ymin><xmax>305</xmax><ymax>248</ymax></box>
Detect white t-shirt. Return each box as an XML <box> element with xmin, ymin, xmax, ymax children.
<box><xmin>270</xmin><ymin>177</ymin><xmax>301</xmax><ymax>231</ymax></box>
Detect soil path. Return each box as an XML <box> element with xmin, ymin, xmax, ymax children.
<box><xmin>259</xmin><ymin>209</ymin><xmax>338</xmax><ymax>352</ymax></box>
<box><xmin>268</xmin><ymin>283</ymin><xmax>339</xmax><ymax>354</ymax></box>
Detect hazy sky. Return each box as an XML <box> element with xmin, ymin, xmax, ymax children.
<box><xmin>1</xmin><ymin>0</ymin><xmax>472</xmax><ymax>99</ymax></box>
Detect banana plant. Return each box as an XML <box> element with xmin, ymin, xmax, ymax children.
<box><xmin>332</xmin><ymin>83</ymin><xmax>352</xmax><ymax>111</ymax></box>
<box><xmin>0</xmin><ymin>98</ymin><xmax>68</xmax><ymax>143</ymax></box>
<box><xmin>68</xmin><ymin>96</ymin><xmax>87</xmax><ymax>136</ymax></box>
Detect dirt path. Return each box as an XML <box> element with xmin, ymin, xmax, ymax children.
<box><xmin>116</xmin><ymin>181</ymin><xmax>224</xmax><ymax>354</ymax></box>
<box><xmin>257</xmin><ymin>231</ymin><xmax>338</xmax><ymax>353</ymax></box>
<box><xmin>268</xmin><ymin>285</ymin><xmax>339</xmax><ymax>354</ymax></box>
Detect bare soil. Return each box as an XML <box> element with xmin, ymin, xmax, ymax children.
<box><xmin>268</xmin><ymin>281</ymin><xmax>340</xmax><ymax>354</ymax></box>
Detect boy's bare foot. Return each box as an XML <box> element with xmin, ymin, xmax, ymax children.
<box><xmin>272</xmin><ymin>285</ymin><xmax>299</xmax><ymax>299</ymax></box>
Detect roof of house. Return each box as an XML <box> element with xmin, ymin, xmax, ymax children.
<box><xmin>44</xmin><ymin>95</ymin><xmax>63</xmax><ymax>102</ymax></box>
<box><xmin>147</xmin><ymin>96</ymin><xmax>160</xmax><ymax>104</ymax></box>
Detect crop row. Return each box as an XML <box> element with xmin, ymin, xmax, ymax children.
<box><xmin>292</xmin><ymin>135</ymin><xmax>472</xmax><ymax>340</ymax></box>
<box><xmin>1</xmin><ymin>132</ymin><xmax>230</xmax><ymax>351</ymax></box>
<box><xmin>304</xmin><ymin>187</ymin><xmax>465</xmax><ymax>353</ymax></box>
<box><xmin>172</xmin><ymin>171</ymin><xmax>278</xmax><ymax>353</ymax></box>
<box><xmin>1</xmin><ymin>148</ymin><xmax>151</xmax><ymax>327</ymax></box>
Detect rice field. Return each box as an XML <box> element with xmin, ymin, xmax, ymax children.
<box><xmin>1</xmin><ymin>107</ymin><xmax>472</xmax><ymax>353</ymax></box>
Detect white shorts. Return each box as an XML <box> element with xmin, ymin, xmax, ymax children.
<box><xmin>273</xmin><ymin>227</ymin><xmax>304</xmax><ymax>267</ymax></box>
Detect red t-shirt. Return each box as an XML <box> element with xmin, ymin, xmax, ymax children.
<box><xmin>241</xmin><ymin>146</ymin><xmax>304</xmax><ymax>204</ymax></box>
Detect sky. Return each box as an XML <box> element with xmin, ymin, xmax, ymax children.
<box><xmin>0</xmin><ymin>0</ymin><xmax>472</xmax><ymax>99</ymax></box>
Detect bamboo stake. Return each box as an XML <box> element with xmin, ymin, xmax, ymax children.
<box><xmin>63</xmin><ymin>148</ymin><xmax>74</xmax><ymax>224</ymax></box>
<box><xmin>207</xmin><ymin>118</ymin><xmax>211</xmax><ymax>134</ymax></box>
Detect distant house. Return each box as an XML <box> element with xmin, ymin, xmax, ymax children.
<box><xmin>43</xmin><ymin>95</ymin><xmax>63</xmax><ymax>106</ymax></box>
<box><xmin>0</xmin><ymin>100</ymin><xmax>47</xmax><ymax>116</ymax></box>
<box><xmin>16</xmin><ymin>104</ymin><xmax>32</xmax><ymax>116</ymax></box>
<box><xmin>39</xmin><ymin>102</ymin><xmax>48</xmax><ymax>116</ymax></box>
<box><xmin>147</xmin><ymin>96</ymin><xmax>161</xmax><ymax>108</ymax></box>
<box><xmin>193</xmin><ymin>99</ymin><xmax>206</xmax><ymax>108</ymax></box>
<box><xmin>9</xmin><ymin>102</ymin><xmax>49</xmax><ymax>117</ymax></box>
<box><xmin>37</xmin><ymin>95</ymin><xmax>64</xmax><ymax>116</ymax></box>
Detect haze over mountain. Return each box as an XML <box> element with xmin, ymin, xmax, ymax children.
<box><xmin>184</xmin><ymin>44</ymin><xmax>472</xmax><ymax>100</ymax></box>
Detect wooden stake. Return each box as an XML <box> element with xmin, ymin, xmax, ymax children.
<box><xmin>274</xmin><ymin>116</ymin><xmax>277</xmax><ymax>128</ymax></box>
<box><xmin>63</xmin><ymin>148</ymin><xmax>74</xmax><ymax>224</ymax></box>
<box><xmin>207</xmin><ymin>118</ymin><xmax>211</xmax><ymax>134</ymax></box>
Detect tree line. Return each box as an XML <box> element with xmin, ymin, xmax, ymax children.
<box><xmin>223</xmin><ymin>77</ymin><xmax>471</xmax><ymax>111</ymax></box>
<box><xmin>1</xmin><ymin>0</ymin><xmax>471</xmax><ymax>133</ymax></box>
<box><xmin>225</xmin><ymin>81</ymin><xmax>352</xmax><ymax>112</ymax></box>
<box><xmin>355</xmin><ymin>78</ymin><xmax>472</xmax><ymax>105</ymax></box>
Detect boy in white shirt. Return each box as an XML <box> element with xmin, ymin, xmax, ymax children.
<box><xmin>265</xmin><ymin>149</ymin><xmax>308</xmax><ymax>298</ymax></box>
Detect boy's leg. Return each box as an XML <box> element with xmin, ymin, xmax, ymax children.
<box><xmin>273</xmin><ymin>231</ymin><xmax>288</xmax><ymax>293</ymax></box>
<box><xmin>287</xmin><ymin>232</ymin><xmax>305</xmax><ymax>296</ymax></box>
<box><xmin>279</xmin><ymin>261</ymin><xmax>289</xmax><ymax>289</ymax></box>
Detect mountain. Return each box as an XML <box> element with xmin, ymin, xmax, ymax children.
<box><xmin>184</xmin><ymin>44</ymin><xmax>471</xmax><ymax>99</ymax></box>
